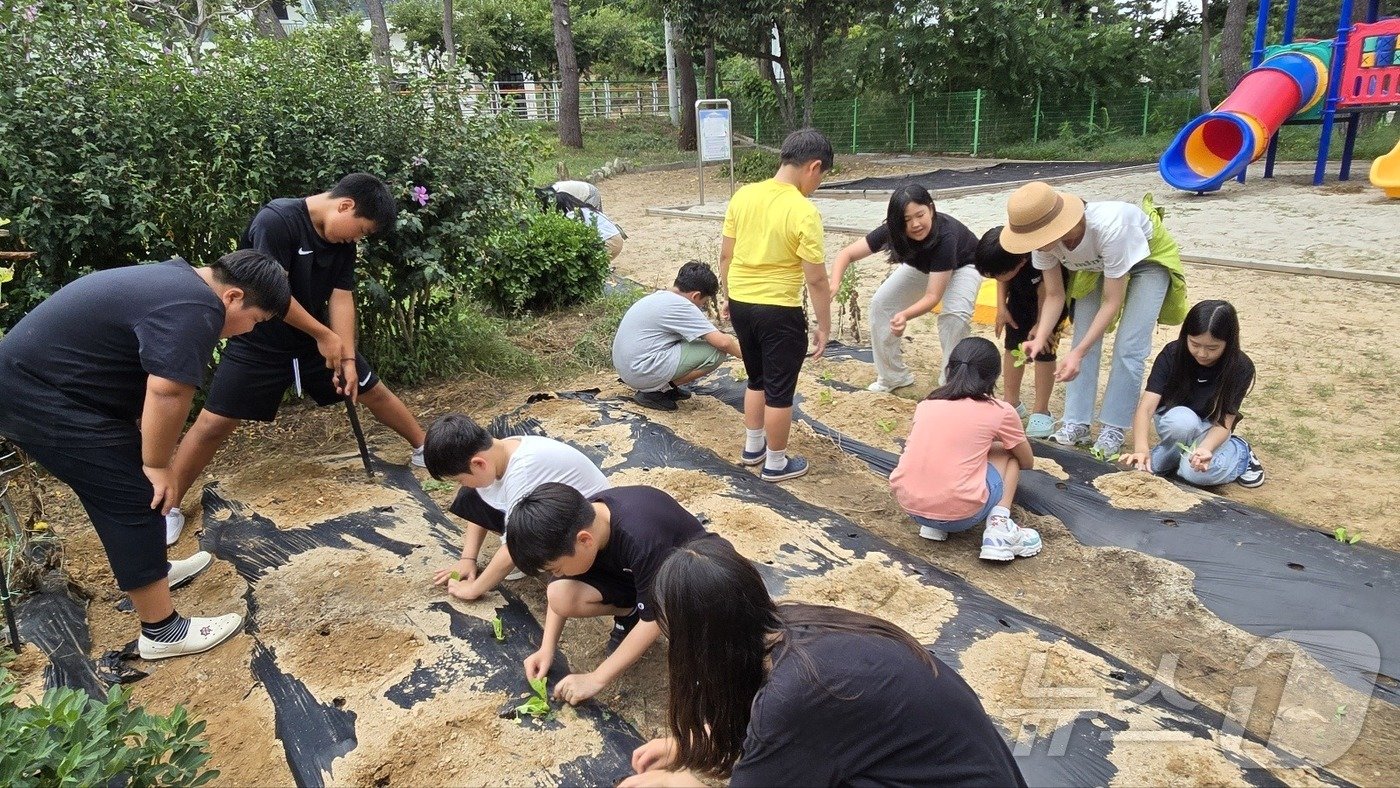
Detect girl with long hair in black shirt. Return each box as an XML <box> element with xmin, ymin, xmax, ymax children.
<box><xmin>620</xmin><ymin>538</ymin><xmax>1025</xmax><ymax>788</ymax></box>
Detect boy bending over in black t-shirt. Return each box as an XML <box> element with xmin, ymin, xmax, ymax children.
<box><xmin>165</xmin><ymin>174</ymin><xmax>428</xmax><ymax>545</ymax></box>
<box><xmin>508</xmin><ymin>483</ymin><xmax>719</xmax><ymax>705</ymax></box>
<box><xmin>0</xmin><ymin>251</ymin><xmax>290</xmax><ymax>660</ymax></box>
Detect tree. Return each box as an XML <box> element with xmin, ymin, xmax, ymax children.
<box><xmin>553</xmin><ymin>0</ymin><xmax>583</xmax><ymax>148</ymax></box>
<box><xmin>252</xmin><ymin>4</ymin><xmax>287</xmax><ymax>39</ymax></box>
<box><xmin>365</xmin><ymin>0</ymin><xmax>394</xmax><ymax>84</ymax></box>
<box><xmin>443</xmin><ymin>0</ymin><xmax>456</xmax><ymax>70</ymax></box>
<box><xmin>129</xmin><ymin>0</ymin><xmax>279</xmax><ymax>62</ymax></box>
<box><xmin>666</xmin><ymin>0</ymin><xmax>891</xmax><ymax>131</ymax></box>
<box><xmin>675</xmin><ymin>34</ymin><xmax>698</xmax><ymax>150</ymax></box>
<box><xmin>704</xmin><ymin>42</ymin><xmax>717</xmax><ymax>98</ymax></box>
<box><xmin>1219</xmin><ymin>0</ymin><xmax>1248</xmax><ymax>91</ymax></box>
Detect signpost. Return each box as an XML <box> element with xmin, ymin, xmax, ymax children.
<box><xmin>696</xmin><ymin>99</ymin><xmax>735</xmax><ymax>205</ymax></box>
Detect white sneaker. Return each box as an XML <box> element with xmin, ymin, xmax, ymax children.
<box><xmin>1093</xmin><ymin>425</ymin><xmax>1126</xmax><ymax>457</ymax></box>
<box><xmin>919</xmin><ymin>525</ymin><xmax>949</xmax><ymax>541</ymax></box>
<box><xmin>165</xmin><ymin>507</ymin><xmax>186</xmax><ymax>546</ymax></box>
<box><xmin>979</xmin><ymin>515</ymin><xmax>1043</xmax><ymax>562</ymax></box>
<box><xmin>505</xmin><ymin>569</ymin><xmax>526</xmax><ymax>581</ymax></box>
<box><xmin>866</xmin><ymin>375</ymin><xmax>916</xmax><ymax>393</ymax></box>
<box><xmin>411</xmin><ymin>445</ymin><xmax>426</xmax><ymax>468</ymax></box>
<box><xmin>1049</xmin><ymin>422</ymin><xmax>1092</xmax><ymax>447</ymax></box>
<box><xmin>138</xmin><ymin>613</ymin><xmax>243</xmax><ymax>661</ymax></box>
<box><xmin>167</xmin><ymin>551</ymin><xmax>213</xmax><ymax>589</ymax></box>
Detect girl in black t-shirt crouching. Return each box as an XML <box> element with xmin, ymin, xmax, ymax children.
<box><xmin>1120</xmin><ymin>299</ymin><xmax>1264</xmax><ymax>488</ymax></box>
<box><xmin>621</xmin><ymin>539</ymin><xmax>1025</xmax><ymax>788</ymax></box>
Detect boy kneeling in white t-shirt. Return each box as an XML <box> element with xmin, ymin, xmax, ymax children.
<box><xmin>423</xmin><ymin>414</ymin><xmax>610</xmax><ymax>601</ymax></box>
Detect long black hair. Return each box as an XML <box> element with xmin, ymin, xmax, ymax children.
<box><xmin>926</xmin><ymin>336</ymin><xmax>1001</xmax><ymax>402</ymax></box>
<box><xmin>1159</xmin><ymin>300</ymin><xmax>1254</xmax><ymax>425</ymax></box>
<box><xmin>652</xmin><ymin>538</ymin><xmax>936</xmax><ymax>777</ymax></box>
<box><xmin>885</xmin><ymin>183</ymin><xmax>938</xmax><ymax>263</ymax></box>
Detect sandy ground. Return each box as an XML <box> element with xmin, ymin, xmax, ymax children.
<box><xmin>604</xmin><ymin>157</ymin><xmax>1400</xmax><ymax>550</ymax></box>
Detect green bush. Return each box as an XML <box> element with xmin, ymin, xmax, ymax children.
<box><xmin>471</xmin><ymin>211</ymin><xmax>610</xmax><ymax>315</ymax></box>
<box><xmin>0</xmin><ymin>666</ymin><xmax>217</xmax><ymax>787</ymax></box>
<box><xmin>0</xmin><ymin>0</ymin><xmax>537</xmax><ymax>384</ymax></box>
<box><xmin>724</xmin><ymin>150</ymin><xmax>780</xmax><ymax>183</ymax></box>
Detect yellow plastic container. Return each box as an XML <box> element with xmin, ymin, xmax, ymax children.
<box><xmin>933</xmin><ymin>277</ymin><xmax>1001</xmax><ymax>325</ymax></box>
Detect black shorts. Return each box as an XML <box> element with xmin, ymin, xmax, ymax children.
<box><xmin>18</xmin><ymin>439</ymin><xmax>169</xmax><ymax>592</ymax></box>
<box><xmin>204</xmin><ymin>341</ymin><xmax>382</xmax><ymax>422</ymax></box>
<box><xmin>448</xmin><ymin>488</ymin><xmax>505</xmax><ymax>535</ymax></box>
<box><xmin>566</xmin><ymin>568</ymin><xmax>637</xmax><ymax>613</ymax></box>
<box><xmin>1003</xmin><ymin>300</ymin><xmax>1069</xmax><ymax>363</ymax></box>
<box><xmin>728</xmin><ymin>300</ymin><xmax>807</xmax><ymax>408</ymax></box>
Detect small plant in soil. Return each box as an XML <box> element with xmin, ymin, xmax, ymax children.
<box><xmin>876</xmin><ymin>418</ymin><xmax>896</xmax><ymax>434</ymax></box>
<box><xmin>818</xmin><ymin>368</ymin><xmax>834</xmax><ymax>383</ymax></box>
<box><xmin>492</xmin><ymin>615</ymin><xmax>506</xmax><ymax>642</ymax></box>
<box><xmin>1089</xmin><ymin>446</ymin><xmax>1121</xmax><ymax>463</ymax></box>
<box><xmin>817</xmin><ymin>389</ymin><xmax>834</xmax><ymax>406</ymax></box>
<box><xmin>1010</xmin><ymin>347</ymin><xmax>1028</xmax><ymax>368</ymax></box>
<box><xmin>1333</xmin><ymin>527</ymin><xmax>1363</xmax><ymax>545</ymax></box>
<box><xmin>421</xmin><ymin>479</ymin><xmax>455</xmax><ymax>493</ymax></box>
<box><xmin>516</xmin><ymin>677</ymin><xmax>555</xmax><ymax>721</ymax></box>
<box><xmin>732</xmin><ymin>367</ymin><xmax>748</xmax><ymax>383</ymax></box>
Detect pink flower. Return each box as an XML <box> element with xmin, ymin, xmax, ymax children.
<box><xmin>22</xmin><ymin>4</ymin><xmax>39</xmax><ymax>21</ymax></box>
<box><xmin>410</xmin><ymin>185</ymin><xmax>429</xmax><ymax>206</ymax></box>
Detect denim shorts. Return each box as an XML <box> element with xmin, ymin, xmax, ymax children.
<box><xmin>911</xmin><ymin>463</ymin><xmax>1004</xmax><ymax>533</ymax></box>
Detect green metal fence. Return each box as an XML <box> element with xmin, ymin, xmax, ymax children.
<box><xmin>735</xmin><ymin>88</ymin><xmax>1203</xmax><ymax>155</ymax></box>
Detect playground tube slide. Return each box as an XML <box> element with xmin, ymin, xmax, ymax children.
<box><xmin>1160</xmin><ymin>50</ymin><xmax>1330</xmax><ymax>192</ymax></box>
<box><xmin>1371</xmin><ymin>138</ymin><xmax>1400</xmax><ymax>198</ymax></box>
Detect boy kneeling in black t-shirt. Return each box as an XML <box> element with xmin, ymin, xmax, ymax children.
<box><xmin>508</xmin><ymin>483</ymin><xmax>720</xmax><ymax>705</ymax></box>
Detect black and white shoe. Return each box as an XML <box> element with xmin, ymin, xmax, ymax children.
<box><xmin>1237</xmin><ymin>451</ymin><xmax>1265</xmax><ymax>488</ymax></box>
<box><xmin>607</xmin><ymin>610</ymin><xmax>641</xmax><ymax>653</ymax></box>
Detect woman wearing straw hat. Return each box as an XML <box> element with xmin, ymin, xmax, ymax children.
<box><xmin>999</xmin><ymin>182</ymin><xmax>1187</xmax><ymax>457</ymax></box>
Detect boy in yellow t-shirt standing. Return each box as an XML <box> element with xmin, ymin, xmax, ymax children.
<box><xmin>718</xmin><ymin>129</ymin><xmax>834</xmax><ymax>482</ymax></box>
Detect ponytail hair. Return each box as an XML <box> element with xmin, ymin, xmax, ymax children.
<box><xmin>1160</xmin><ymin>300</ymin><xmax>1253</xmax><ymax>425</ymax></box>
<box><xmin>926</xmin><ymin>337</ymin><xmax>1001</xmax><ymax>402</ymax></box>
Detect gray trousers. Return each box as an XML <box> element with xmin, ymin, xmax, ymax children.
<box><xmin>868</xmin><ymin>263</ymin><xmax>982</xmax><ymax>386</ymax></box>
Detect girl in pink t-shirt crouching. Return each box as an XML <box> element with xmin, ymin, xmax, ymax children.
<box><xmin>890</xmin><ymin>337</ymin><xmax>1042</xmax><ymax>561</ymax></box>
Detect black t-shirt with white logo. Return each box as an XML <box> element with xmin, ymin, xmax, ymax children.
<box><xmin>582</xmin><ymin>486</ymin><xmax>712</xmax><ymax>622</ymax></box>
<box><xmin>731</xmin><ymin>627</ymin><xmax>1027</xmax><ymax>787</ymax></box>
<box><xmin>0</xmin><ymin>259</ymin><xmax>223</xmax><ymax>447</ymax></box>
<box><xmin>1145</xmin><ymin>340</ymin><xmax>1255</xmax><ymax>422</ymax></box>
<box><xmin>865</xmin><ymin>213</ymin><xmax>978</xmax><ymax>274</ymax></box>
<box><xmin>232</xmin><ymin>197</ymin><xmax>356</xmax><ymax>354</ymax></box>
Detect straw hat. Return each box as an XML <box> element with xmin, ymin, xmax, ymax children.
<box><xmin>999</xmin><ymin>182</ymin><xmax>1085</xmax><ymax>254</ymax></box>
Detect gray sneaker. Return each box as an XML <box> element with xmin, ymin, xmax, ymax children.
<box><xmin>1093</xmin><ymin>425</ymin><xmax>1126</xmax><ymax>457</ymax></box>
<box><xmin>1049</xmin><ymin>422</ymin><xmax>1091</xmax><ymax>446</ymax></box>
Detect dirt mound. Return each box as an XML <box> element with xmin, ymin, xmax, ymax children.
<box><xmin>1093</xmin><ymin>471</ymin><xmax>1202</xmax><ymax>512</ymax></box>
<box><xmin>782</xmin><ymin>555</ymin><xmax>956</xmax><ymax>643</ymax></box>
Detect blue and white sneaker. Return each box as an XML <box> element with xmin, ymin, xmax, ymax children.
<box><xmin>761</xmin><ymin>456</ymin><xmax>809</xmax><ymax>483</ymax></box>
<box><xmin>979</xmin><ymin>514</ymin><xmax>1043</xmax><ymax>561</ymax></box>
<box><xmin>740</xmin><ymin>442</ymin><xmax>767</xmax><ymax>467</ymax></box>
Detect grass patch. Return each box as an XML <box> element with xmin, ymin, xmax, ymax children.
<box><xmin>1310</xmin><ymin>382</ymin><xmax>1335</xmax><ymax>401</ymax></box>
<box><xmin>570</xmin><ymin>286</ymin><xmax>648</xmax><ymax>369</ymax></box>
<box><xmin>531</xmin><ymin>115</ymin><xmax>687</xmax><ymax>183</ymax></box>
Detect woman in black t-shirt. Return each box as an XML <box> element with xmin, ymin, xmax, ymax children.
<box><xmin>829</xmin><ymin>184</ymin><xmax>983</xmax><ymax>393</ymax></box>
<box><xmin>620</xmin><ymin>539</ymin><xmax>1025</xmax><ymax>788</ymax></box>
<box><xmin>1120</xmin><ymin>299</ymin><xmax>1264</xmax><ymax>488</ymax></box>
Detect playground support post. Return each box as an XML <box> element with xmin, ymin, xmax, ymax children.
<box><xmin>1314</xmin><ymin>0</ymin><xmax>1357</xmax><ymax>185</ymax></box>
<box><xmin>972</xmin><ymin>89</ymin><xmax>983</xmax><ymax>156</ymax></box>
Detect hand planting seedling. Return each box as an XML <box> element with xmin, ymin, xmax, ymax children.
<box><xmin>449</xmin><ymin>571</ymin><xmax>461</xmax><ymax>581</ymax></box>
<box><xmin>492</xmin><ymin>615</ymin><xmax>506</xmax><ymax>642</ymax></box>
<box><xmin>1333</xmin><ymin>527</ymin><xmax>1363</xmax><ymax>545</ymax></box>
<box><xmin>817</xmin><ymin>389</ymin><xmax>834</xmax><ymax>406</ymax></box>
<box><xmin>516</xmin><ymin>676</ymin><xmax>555</xmax><ymax>721</ymax></box>
<box><xmin>876</xmin><ymin>418</ymin><xmax>896</xmax><ymax>434</ymax></box>
<box><xmin>1010</xmin><ymin>347</ymin><xmax>1028</xmax><ymax>368</ymax></box>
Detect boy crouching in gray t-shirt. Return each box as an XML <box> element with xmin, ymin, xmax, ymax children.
<box><xmin>611</xmin><ymin>261</ymin><xmax>742</xmax><ymax>411</ymax></box>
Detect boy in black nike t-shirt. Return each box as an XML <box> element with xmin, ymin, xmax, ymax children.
<box><xmin>507</xmin><ymin>483</ymin><xmax>721</xmax><ymax>706</ymax></box>
<box><xmin>165</xmin><ymin>174</ymin><xmax>427</xmax><ymax>543</ymax></box>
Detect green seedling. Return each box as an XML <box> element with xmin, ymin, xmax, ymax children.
<box><xmin>732</xmin><ymin>367</ymin><xmax>748</xmax><ymax>382</ymax></box>
<box><xmin>1333</xmin><ymin>527</ymin><xmax>1363</xmax><ymax>545</ymax></box>
<box><xmin>516</xmin><ymin>676</ymin><xmax>555</xmax><ymax>721</ymax></box>
<box><xmin>449</xmin><ymin>571</ymin><xmax>461</xmax><ymax>581</ymax></box>
<box><xmin>492</xmin><ymin>615</ymin><xmax>506</xmax><ymax>642</ymax></box>
<box><xmin>1335</xmin><ymin>704</ymin><xmax>1348</xmax><ymax>721</ymax></box>
<box><xmin>817</xmin><ymin>389</ymin><xmax>834</xmax><ymax>406</ymax></box>
<box><xmin>421</xmin><ymin>478</ymin><xmax>455</xmax><ymax>492</ymax></box>
<box><xmin>818</xmin><ymin>368</ymin><xmax>834</xmax><ymax>383</ymax></box>
<box><xmin>1175</xmin><ymin>441</ymin><xmax>1198</xmax><ymax>454</ymax></box>
<box><xmin>876</xmin><ymin>418</ymin><xmax>896</xmax><ymax>434</ymax></box>
<box><xmin>1089</xmin><ymin>446</ymin><xmax>1120</xmax><ymax>463</ymax></box>
<box><xmin>1010</xmin><ymin>347</ymin><xmax>1028</xmax><ymax>368</ymax></box>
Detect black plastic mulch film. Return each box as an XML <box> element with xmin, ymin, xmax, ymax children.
<box><xmin>12</xmin><ymin>363</ymin><xmax>1389</xmax><ymax>786</ymax></box>
<box><xmin>817</xmin><ymin>161</ymin><xmax>1149</xmax><ymax>193</ymax></box>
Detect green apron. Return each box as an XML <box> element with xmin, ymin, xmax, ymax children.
<box><xmin>1065</xmin><ymin>193</ymin><xmax>1188</xmax><ymax>330</ymax></box>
